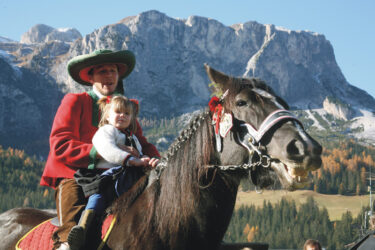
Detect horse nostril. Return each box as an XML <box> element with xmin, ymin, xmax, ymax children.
<box><xmin>286</xmin><ymin>139</ymin><xmax>304</xmax><ymax>157</ymax></box>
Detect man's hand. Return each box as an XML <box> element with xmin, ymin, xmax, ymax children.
<box><xmin>118</xmin><ymin>145</ymin><xmax>140</xmax><ymax>158</ymax></box>
<box><xmin>140</xmin><ymin>155</ymin><xmax>159</xmax><ymax>168</ymax></box>
<box><xmin>148</xmin><ymin>157</ymin><xmax>159</xmax><ymax>168</ymax></box>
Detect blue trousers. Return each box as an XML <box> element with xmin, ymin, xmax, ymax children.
<box><xmin>85</xmin><ymin>166</ymin><xmax>142</xmax><ymax>214</ymax></box>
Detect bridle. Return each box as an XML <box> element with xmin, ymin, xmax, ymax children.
<box><xmin>211</xmin><ymin>90</ymin><xmax>303</xmax><ymax>173</ymax></box>
<box><xmin>227</xmin><ymin>109</ymin><xmax>303</xmax><ymax>171</ymax></box>
<box><xmin>146</xmin><ymin>89</ymin><xmax>304</xmax><ymax>188</ymax></box>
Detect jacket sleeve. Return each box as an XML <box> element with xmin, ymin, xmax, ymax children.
<box><xmin>135</xmin><ymin>120</ymin><xmax>161</xmax><ymax>158</ymax></box>
<box><xmin>49</xmin><ymin>94</ymin><xmax>94</xmax><ymax>168</ymax></box>
<box><xmin>93</xmin><ymin>125</ymin><xmax>132</xmax><ymax>165</ymax></box>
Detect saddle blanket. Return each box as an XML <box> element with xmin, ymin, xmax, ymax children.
<box><xmin>16</xmin><ymin>215</ymin><xmax>115</xmax><ymax>250</ymax></box>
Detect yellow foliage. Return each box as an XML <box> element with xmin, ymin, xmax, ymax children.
<box><xmin>322</xmin><ymin>155</ymin><xmax>341</xmax><ymax>175</ymax></box>
<box><xmin>15</xmin><ymin>149</ymin><xmax>24</xmax><ymax>159</ymax></box>
<box><xmin>23</xmin><ymin>197</ymin><xmax>30</xmax><ymax>207</ymax></box>
<box><xmin>24</xmin><ymin>157</ymin><xmax>34</xmax><ymax>167</ymax></box>
<box><xmin>243</xmin><ymin>223</ymin><xmax>250</xmax><ymax>235</ymax></box>
<box><xmin>247</xmin><ymin>226</ymin><xmax>256</xmax><ymax>242</ymax></box>
<box><xmin>321</xmin><ymin>143</ymin><xmax>375</xmax><ymax>177</ymax></box>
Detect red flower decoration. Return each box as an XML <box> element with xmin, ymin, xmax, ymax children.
<box><xmin>209</xmin><ymin>96</ymin><xmax>220</xmax><ymax>112</ymax></box>
<box><xmin>209</xmin><ymin>96</ymin><xmax>224</xmax><ymax>134</ymax></box>
<box><xmin>129</xmin><ymin>99</ymin><xmax>139</xmax><ymax>105</ymax></box>
<box><xmin>130</xmin><ymin>99</ymin><xmax>140</xmax><ymax>115</ymax></box>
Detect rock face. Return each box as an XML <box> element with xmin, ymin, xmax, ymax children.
<box><xmin>20</xmin><ymin>24</ymin><xmax>82</xmax><ymax>44</ymax></box>
<box><xmin>0</xmin><ymin>10</ymin><xmax>375</xmax><ymax>155</ymax></box>
<box><xmin>323</xmin><ymin>97</ymin><xmax>355</xmax><ymax>120</ymax></box>
<box><xmin>0</xmin><ymin>56</ymin><xmax>63</xmax><ymax>156</ymax></box>
<box><xmin>51</xmin><ymin>10</ymin><xmax>374</xmax><ymax>117</ymax></box>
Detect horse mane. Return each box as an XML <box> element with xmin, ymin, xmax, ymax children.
<box><xmin>154</xmin><ymin>110</ymin><xmax>214</xmax><ymax>245</ymax></box>
<box><xmin>112</xmin><ymin>110</ymin><xmax>215</xmax><ymax>247</ymax></box>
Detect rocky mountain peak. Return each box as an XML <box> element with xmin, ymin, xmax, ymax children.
<box><xmin>20</xmin><ymin>24</ymin><xmax>82</xmax><ymax>44</ymax></box>
<box><xmin>1</xmin><ymin>10</ymin><xmax>375</xmax><ymax>155</ymax></box>
<box><xmin>0</xmin><ymin>36</ymin><xmax>15</xmax><ymax>43</ymax></box>
<box><xmin>45</xmin><ymin>10</ymin><xmax>375</xmax><ymax>117</ymax></box>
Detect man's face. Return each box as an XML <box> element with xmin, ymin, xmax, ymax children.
<box><xmin>89</xmin><ymin>64</ymin><xmax>119</xmax><ymax>96</ymax></box>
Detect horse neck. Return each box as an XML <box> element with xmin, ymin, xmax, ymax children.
<box><xmin>109</xmin><ymin>111</ymin><xmax>241</xmax><ymax>249</ymax></box>
<box><xmin>152</xmin><ymin>112</ymin><xmax>240</xmax><ymax>246</ymax></box>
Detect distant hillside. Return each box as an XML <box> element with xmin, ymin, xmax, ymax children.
<box><xmin>235</xmin><ymin>190</ymin><xmax>370</xmax><ymax>221</ymax></box>
<box><xmin>0</xmin><ymin>146</ymin><xmax>54</xmax><ymax>212</ymax></box>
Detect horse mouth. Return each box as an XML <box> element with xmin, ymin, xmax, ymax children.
<box><xmin>271</xmin><ymin>161</ymin><xmax>311</xmax><ymax>191</ymax></box>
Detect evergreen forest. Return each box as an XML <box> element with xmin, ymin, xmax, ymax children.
<box><xmin>0</xmin><ymin>146</ymin><xmax>55</xmax><ymax>212</ymax></box>
<box><xmin>224</xmin><ymin>196</ymin><xmax>366</xmax><ymax>249</ymax></box>
<box><xmin>1</xmin><ymin>125</ymin><xmax>375</xmax><ymax>249</ymax></box>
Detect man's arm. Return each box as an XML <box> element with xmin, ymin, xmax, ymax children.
<box><xmin>49</xmin><ymin>94</ymin><xmax>94</xmax><ymax>167</ymax></box>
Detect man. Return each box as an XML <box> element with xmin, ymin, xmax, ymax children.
<box><xmin>40</xmin><ymin>49</ymin><xmax>160</xmax><ymax>249</ymax></box>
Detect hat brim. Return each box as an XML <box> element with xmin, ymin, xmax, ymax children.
<box><xmin>68</xmin><ymin>50</ymin><xmax>136</xmax><ymax>86</ymax></box>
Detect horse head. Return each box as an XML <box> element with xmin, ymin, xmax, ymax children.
<box><xmin>205</xmin><ymin>64</ymin><xmax>322</xmax><ymax>191</ymax></box>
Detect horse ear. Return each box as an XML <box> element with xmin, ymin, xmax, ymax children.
<box><xmin>204</xmin><ymin>64</ymin><xmax>230</xmax><ymax>94</ymax></box>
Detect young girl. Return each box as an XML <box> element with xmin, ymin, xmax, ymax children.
<box><xmin>68</xmin><ymin>96</ymin><xmax>152</xmax><ymax>249</ymax></box>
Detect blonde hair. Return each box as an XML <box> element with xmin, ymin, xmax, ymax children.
<box><xmin>98</xmin><ymin>95</ymin><xmax>138</xmax><ymax>133</ymax></box>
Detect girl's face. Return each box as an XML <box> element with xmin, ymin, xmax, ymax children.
<box><xmin>106</xmin><ymin>105</ymin><xmax>132</xmax><ymax>130</ymax></box>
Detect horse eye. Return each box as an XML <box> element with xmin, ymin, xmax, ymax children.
<box><xmin>236</xmin><ymin>100</ymin><xmax>247</xmax><ymax>107</ymax></box>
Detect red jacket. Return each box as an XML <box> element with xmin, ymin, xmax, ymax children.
<box><xmin>40</xmin><ymin>91</ymin><xmax>160</xmax><ymax>188</ymax></box>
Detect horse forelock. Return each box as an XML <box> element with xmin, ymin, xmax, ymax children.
<box><xmin>222</xmin><ymin>77</ymin><xmax>288</xmax><ymax>112</ymax></box>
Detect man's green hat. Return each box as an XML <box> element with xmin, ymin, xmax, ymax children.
<box><xmin>67</xmin><ymin>49</ymin><xmax>136</xmax><ymax>86</ymax></box>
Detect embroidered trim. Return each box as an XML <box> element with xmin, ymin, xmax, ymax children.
<box><xmin>87</xmin><ymin>90</ymin><xmax>100</xmax><ymax>128</ymax></box>
<box><xmin>58</xmin><ymin>182</ymin><xmax>63</xmax><ymax>225</ymax></box>
<box><xmin>88</xmin><ymin>146</ymin><xmax>98</xmax><ymax>170</ymax></box>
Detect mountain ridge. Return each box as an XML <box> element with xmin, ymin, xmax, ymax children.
<box><xmin>0</xmin><ymin>9</ymin><xmax>374</xmax><ymax>156</ymax></box>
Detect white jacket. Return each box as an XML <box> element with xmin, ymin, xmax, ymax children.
<box><xmin>92</xmin><ymin>124</ymin><xmax>143</xmax><ymax>169</ymax></box>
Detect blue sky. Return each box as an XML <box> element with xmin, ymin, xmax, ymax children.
<box><xmin>1</xmin><ymin>0</ymin><xmax>374</xmax><ymax>98</ymax></box>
